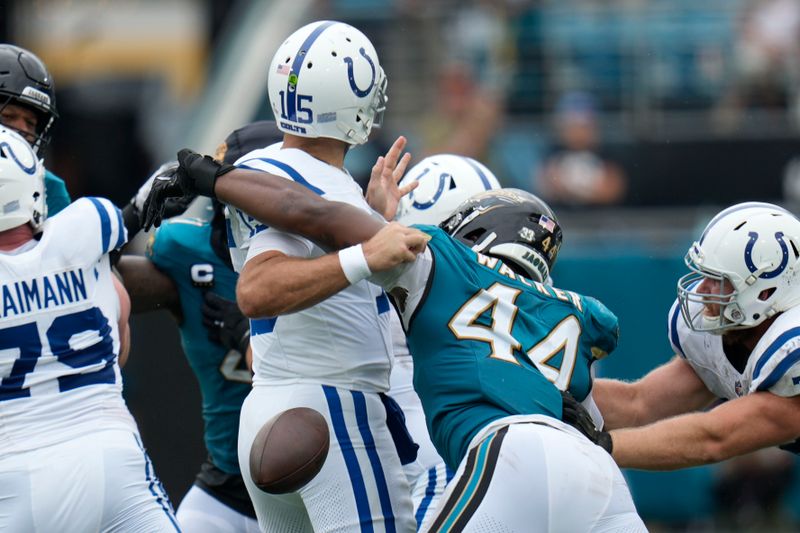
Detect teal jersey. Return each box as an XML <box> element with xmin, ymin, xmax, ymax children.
<box><xmin>147</xmin><ymin>216</ymin><xmax>250</xmax><ymax>475</ymax></box>
<box><xmin>400</xmin><ymin>226</ymin><xmax>619</xmax><ymax>469</ymax></box>
<box><xmin>44</xmin><ymin>169</ymin><xmax>71</xmax><ymax>216</ymax></box>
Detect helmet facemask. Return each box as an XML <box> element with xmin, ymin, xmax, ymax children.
<box><xmin>678</xmin><ymin>247</ymin><xmax>747</xmax><ymax>333</ymax></box>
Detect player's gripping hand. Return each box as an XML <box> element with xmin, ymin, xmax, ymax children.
<box><xmin>560</xmin><ymin>391</ymin><xmax>613</xmax><ymax>454</ymax></box>
<box><xmin>141</xmin><ymin>148</ymin><xmax>236</xmax><ymax>230</ymax></box>
<box><xmin>123</xmin><ymin>161</ymin><xmax>198</xmax><ymax>237</ymax></box>
<box><xmin>362</xmin><ymin>222</ymin><xmax>430</xmax><ymax>272</ymax></box>
<box><xmin>202</xmin><ymin>292</ymin><xmax>250</xmax><ymax>356</ymax></box>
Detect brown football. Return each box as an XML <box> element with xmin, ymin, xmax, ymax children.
<box><xmin>249</xmin><ymin>407</ymin><xmax>330</xmax><ymax>494</ymax></box>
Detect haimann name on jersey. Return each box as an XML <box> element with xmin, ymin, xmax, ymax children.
<box><xmin>1</xmin><ymin>269</ymin><xmax>88</xmax><ymax>317</ymax></box>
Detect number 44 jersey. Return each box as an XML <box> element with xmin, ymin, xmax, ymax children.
<box><xmin>0</xmin><ymin>197</ymin><xmax>135</xmax><ymax>455</ymax></box>
<box><xmin>371</xmin><ymin>226</ymin><xmax>620</xmax><ymax>470</ymax></box>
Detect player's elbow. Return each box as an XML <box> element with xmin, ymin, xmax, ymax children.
<box><xmin>696</xmin><ymin>437</ymin><xmax>732</xmax><ymax>465</ymax></box>
<box><xmin>236</xmin><ymin>281</ymin><xmax>277</xmax><ymax>318</ymax></box>
<box><xmin>237</xmin><ymin>251</ymin><xmax>287</xmax><ymax>317</ymax></box>
<box><xmin>694</xmin><ymin>422</ymin><xmax>739</xmax><ymax>465</ymax></box>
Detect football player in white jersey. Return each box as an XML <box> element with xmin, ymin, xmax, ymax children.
<box><xmin>388</xmin><ymin>154</ymin><xmax>501</xmax><ymax>528</ymax></box>
<box><xmin>589</xmin><ymin>202</ymin><xmax>800</xmax><ymax>470</ymax></box>
<box><xmin>162</xmin><ymin>21</ymin><xmax>414</xmax><ymax>533</ymax></box>
<box><xmin>142</xmin><ymin>151</ymin><xmax>647</xmax><ymax>532</ymax></box>
<box><xmin>0</xmin><ymin>128</ymin><xmax>178</xmax><ymax>531</ymax></box>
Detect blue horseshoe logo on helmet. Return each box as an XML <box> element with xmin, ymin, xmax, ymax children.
<box><xmin>343</xmin><ymin>47</ymin><xmax>376</xmax><ymax>97</ymax></box>
<box><xmin>411</xmin><ymin>171</ymin><xmax>451</xmax><ymax>211</ymax></box>
<box><xmin>744</xmin><ymin>231</ymin><xmax>789</xmax><ymax>279</ymax></box>
<box><xmin>0</xmin><ymin>141</ymin><xmax>36</xmax><ymax>175</ymax></box>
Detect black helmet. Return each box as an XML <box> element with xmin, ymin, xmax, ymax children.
<box><xmin>0</xmin><ymin>44</ymin><xmax>57</xmax><ymax>151</ymax></box>
<box><xmin>440</xmin><ymin>188</ymin><xmax>563</xmax><ymax>282</ymax></box>
<box><xmin>220</xmin><ymin>120</ymin><xmax>283</xmax><ymax>165</ymax></box>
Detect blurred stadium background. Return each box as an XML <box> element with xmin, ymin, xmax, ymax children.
<box><xmin>5</xmin><ymin>0</ymin><xmax>800</xmax><ymax>531</ymax></box>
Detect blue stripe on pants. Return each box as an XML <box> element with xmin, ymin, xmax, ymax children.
<box><xmin>323</xmin><ymin>385</ymin><xmax>374</xmax><ymax>532</ymax></box>
<box><xmin>134</xmin><ymin>433</ymin><xmax>180</xmax><ymax>531</ymax></box>
<box><xmin>415</xmin><ymin>466</ymin><xmax>438</xmax><ymax>530</ymax></box>
<box><xmin>352</xmin><ymin>390</ymin><xmax>396</xmax><ymax>533</ymax></box>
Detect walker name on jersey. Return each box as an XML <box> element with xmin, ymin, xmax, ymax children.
<box><xmin>0</xmin><ymin>269</ymin><xmax>87</xmax><ymax>318</ymax></box>
<box><xmin>475</xmin><ymin>252</ymin><xmax>583</xmax><ymax>311</ymax></box>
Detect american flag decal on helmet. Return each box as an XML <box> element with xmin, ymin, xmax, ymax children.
<box><xmin>538</xmin><ymin>215</ymin><xmax>555</xmax><ymax>232</ymax></box>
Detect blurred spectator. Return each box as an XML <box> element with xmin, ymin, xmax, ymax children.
<box><xmin>715</xmin><ymin>0</ymin><xmax>800</xmax><ymax>128</ymax></box>
<box><xmin>417</xmin><ymin>61</ymin><xmax>503</xmax><ymax>161</ymax></box>
<box><xmin>713</xmin><ymin>448</ymin><xmax>796</xmax><ymax>531</ymax></box>
<box><xmin>535</xmin><ymin>91</ymin><xmax>626</xmax><ymax>206</ymax></box>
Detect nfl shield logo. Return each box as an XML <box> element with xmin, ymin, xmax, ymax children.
<box><xmin>734</xmin><ymin>380</ymin><xmax>744</xmax><ymax>396</ymax></box>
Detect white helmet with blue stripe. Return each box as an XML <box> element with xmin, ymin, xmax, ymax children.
<box><xmin>0</xmin><ymin>127</ymin><xmax>45</xmax><ymax>232</ymax></box>
<box><xmin>396</xmin><ymin>154</ymin><xmax>501</xmax><ymax>226</ymax></box>
<box><xmin>268</xmin><ymin>20</ymin><xmax>387</xmax><ymax>146</ymax></box>
<box><xmin>678</xmin><ymin>202</ymin><xmax>800</xmax><ymax>333</ymax></box>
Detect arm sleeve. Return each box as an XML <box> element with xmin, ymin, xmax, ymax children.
<box><xmin>583</xmin><ymin>295</ymin><xmax>620</xmax><ymax>357</ymax></box>
<box><xmin>84</xmin><ymin>197</ymin><xmax>128</xmax><ymax>254</ymax></box>
<box><xmin>44</xmin><ymin>169</ymin><xmax>71</xmax><ymax>216</ymax></box>
<box><xmin>751</xmin><ymin>335</ymin><xmax>800</xmax><ymax>397</ymax></box>
<box><xmin>244</xmin><ymin>228</ymin><xmax>315</xmax><ymax>264</ymax></box>
<box><xmin>369</xmin><ymin>248</ymin><xmax>433</xmax><ymax>328</ymax></box>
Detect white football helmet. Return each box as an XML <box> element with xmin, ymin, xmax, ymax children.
<box><xmin>396</xmin><ymin>154</ymin><xmax>501</xmax><ymax>226</ymax></box>
<box><xmin>268</xmin><ymin>21</ymin><xmax>387</xmax><ymax>146</ymax></box>
<box><xmin>0</xmin><ymin>127</ymin><xmax>45</xmax><ymax>232</ymax></box>
<box><xmin>677</xmin><ymin>202</ymin><xmax>800</xmax><ymax>333</ymax></box>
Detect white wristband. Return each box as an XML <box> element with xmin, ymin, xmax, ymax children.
<box><xmin>338</xmin><ymin>244</ymin><xmax>372</xmax><ymax>285</ymax></box>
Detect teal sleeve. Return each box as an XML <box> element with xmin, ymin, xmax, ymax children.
<box><xmin>44</xmin><ymin>169</ymin><xmax>71</xmax><ymax>216</ymax></box>
<box><xmin>585</xmin><ymin>295</ymin><xmax>620</xmax><ymax>356</ymax></box>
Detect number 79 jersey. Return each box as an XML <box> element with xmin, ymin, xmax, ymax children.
<box><xmin>0</xmin><ymin>198</ymin><xmax>135</xmax><ymax>456</ymax></box>
<box><xmin>373</xmin><ymin>226</ymin><xmax>619</xmax><ymax>469</ymax></box>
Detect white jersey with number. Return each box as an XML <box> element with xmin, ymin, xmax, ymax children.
<box><xmin>0</xmin><ymin>197</ymin><xmax>135</xmax><ymax>456</ymax></box>
<box><xmin>668</xmin><ymin>298</ymin><xmax>800</xmax><ymax>399</ymax></box>
<box><xmin>226</xmin><ymin>143</ymin><xmax>393</xmax><ymax>392</ymax></box>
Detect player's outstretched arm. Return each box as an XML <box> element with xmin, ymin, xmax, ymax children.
<box><xmin>215</xmin><ymin>167</ymin><xmax>384</xmax><ymax>250</ymax></box>
<box><xmin>593</xmin><ymin>356</ymin><xmax>716</xmax><ymax>429</ymax></box>
<box><xmin>237</xmin><ymin>222</ymin><xmax>429</xmax><ymax>317</ymax></box>
<box><xmin>610</xmin><ymin>390</ymin><xmax>800</xmax><ymax>470</ymax></box>
<box><xmin>116</xmin><ymin>256</ymin><xmax>181</xmax><ymax>319</ymax></box>
<box><xmin>141</xmin><ymin>148</ymin><xmax>385</xmax><ymax>249</ymax></box>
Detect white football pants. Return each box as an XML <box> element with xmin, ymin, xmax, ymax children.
<box><xmin>422</xmin><ymin>415</ymin><xmax>648</xmax><ymax>533</ymax></box>
<box><xmin>238</xmin><ymin>383</ymin><xmax>415</xmax><ymax>533</ymax></box>
<box><xmin>177</xmin><ymin>484</ymin><xmax>259</xmax><ymax>533</ymax></box>
<box><xmin>0</xmin><ymin>429</ymin><xmax>178</xmax><ymax>532</ymax></box>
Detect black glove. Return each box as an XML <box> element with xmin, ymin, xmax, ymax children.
<box><xmin>202</xmin><ymin>291</ymin><xmax>250</xmax><ymax>356</ymax></box>
<box><xmin>560</xmin><ymin>391</ymin><xmax>613</xmax><ymax>454</ymax></box>
<box><xmin>141</xmin><ymin>149</ymin><xmax>235</xmax><ymax>231</ymax></box>
<box><xmin>123</xmin><ymin>161</ymin><xmax>199</xmax><ymax>236</ymax></box>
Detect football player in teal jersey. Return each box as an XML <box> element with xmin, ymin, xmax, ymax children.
<box><xmin>117</xmin><ymin>122</ymin><xmax>281</xmax><ymax>532</ymax></box>
<box><xmin>141</xmin><ymin>146</ymin><xmax>647</xmax><ymax>532</ymax></box>
<box><xmin>0</xmin><ymin>44</ymin><xmax>70</xmax><ymax>215</ymax></box>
